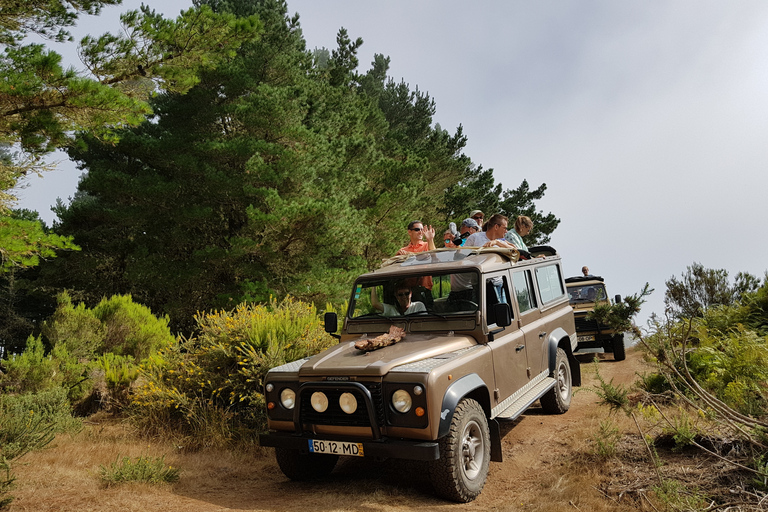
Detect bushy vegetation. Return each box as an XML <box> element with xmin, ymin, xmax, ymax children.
<box><xmin>590</xmin><ymin>266</ymin><xmax>768</xmax><ymax>510</ymax></box>
<box><xmin>99</xmin><ymin>455</ymin><xmax>180</xmax><ymax>487</ymax></box>
<box><xmin>0</xmin><ymin>388</ymin><xmax>81</xmax><ymax>508</ymax></box>
<box><xmin>129</xmin><ymin>297</ymin><xmax>337</xmax><ymax>449</ymax></box>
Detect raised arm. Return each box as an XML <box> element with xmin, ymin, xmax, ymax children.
<box><xmin>371</xmin><ymin>286</ymin><xmax>384</xmax><ymax>312</ymax></box>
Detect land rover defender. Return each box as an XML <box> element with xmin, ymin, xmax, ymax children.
<box><xmin>565</xmin><ymin>275</ymin><xmax>625</xmax><ymax>361</ymax></box>
<box><xmin>259</xmin><ymin>246</ymin><xmax>580</xmax><ymax>502</ymax></box>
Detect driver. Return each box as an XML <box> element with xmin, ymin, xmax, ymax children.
<box><xmin>371</xmin><ymin>283</ymin><xmax>426</xmax><ymax>316</ymax></box>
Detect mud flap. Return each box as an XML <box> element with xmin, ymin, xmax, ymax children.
<box><xmin>489</xmin><ymin>418</ymin><xmax>503</xmax><ymax>462</ymax></box>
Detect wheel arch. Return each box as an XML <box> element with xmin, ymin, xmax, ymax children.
<box><xmin>438</xmin><ymin>374</ymin><xmax>491</xmax><ymax>438</ymax></box>
<box><xmin>548</xmin><ymin>328</ymin><xmax>581</xmax><ymax>387</ymax></box>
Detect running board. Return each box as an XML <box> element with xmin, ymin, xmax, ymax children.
<box><xmin>494</xmin><ymin>376</ymin><xmax>556</xmax><ymax>421</ymax></box>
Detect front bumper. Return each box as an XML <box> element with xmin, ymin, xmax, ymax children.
<box><xmin>259</xmin><ymin>431</ymin><xmax>440</xmax><ymax>461</ymax></box>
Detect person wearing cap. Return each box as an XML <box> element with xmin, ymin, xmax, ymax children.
<box><xmin>469</xmin><ymin>210</ymin><xmax>484</xmax><ymax>229</ymax></box>
<box><xmin>444</xmin><ymin>218</ymin><xmax>480</xmax><ymax>248</ymax></box>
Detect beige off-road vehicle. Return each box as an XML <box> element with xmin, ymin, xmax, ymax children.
<box><xmin>259</xmin><ymin>246</ymin><xmax>580</xmax><ymax>502</ymax></box>
<box><xmin>564</xmin><ymin>276</ymin><xmax>625</xmax><ymax>361</ymax></box>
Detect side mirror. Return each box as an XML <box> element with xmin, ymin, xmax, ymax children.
<box><xmin>492</xmin><ymin>303</ymin><xmax>513</xmax><ymax>327</ymax></box>
<box><xmin>324</xmin><ymin>312</ymin><xmax>340</xmax><ymax>339</ymax></box>
<box><xmin>615</xmin><ymin>295</ymin><xmax>622</xmax><ymax>304</ymax></box>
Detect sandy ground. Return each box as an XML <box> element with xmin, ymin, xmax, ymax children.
<box><xmin>10</xmin><ymin>344</ymin><xmax>650</xmax><ymax>512</ymax></box>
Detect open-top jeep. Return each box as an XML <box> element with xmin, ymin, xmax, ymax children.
<box><xmin>259</xmin><ymin>246</ymin><xmax>580</xmax><ymax>502</ymax></box>
<box><xmin>564</xmin><ymin>276</ymin><xmax>625</xmax><ymax>361</ymax></box>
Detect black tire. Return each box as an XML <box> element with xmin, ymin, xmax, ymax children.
<box><xmin>428</xmin><ymin>398</ymin><xmax>490</xmax><ymax>503</ymax></box>
<box><xmin>540</xmin><ymin>347</ymin><xmax>572</xmax><ymax>414</ymax></box>
<box><xmin>274</xmin><ymin>447</ymin><xmax>338</xmax><ymax>481</ymax></box>
<box><xmin>613</xmin><ymin>334</ymin><xmax>626</xmax><ymax>361</ymax></box>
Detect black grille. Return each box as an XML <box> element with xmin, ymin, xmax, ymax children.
<box><xmin>299</xmin><ymin>382</ymin><xmax>385</xmax><ymax>428</ymax></box>
<box><xmin>574</xmin><ymin>316</ymin><xmax>599</xmax><ymax>332</ymax></box>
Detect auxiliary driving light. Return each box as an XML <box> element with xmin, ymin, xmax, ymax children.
<box><xmin>311</xmin><ymin>391</ymin><xmax>329</xmax><ymax>412</ymax></box>
<box><xmin>339</xmin><ymin>392</ymin><xmax>358</xmax><ymax>414</ymax></box>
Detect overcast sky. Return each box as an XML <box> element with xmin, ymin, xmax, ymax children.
<box><xmin>15</xmin><ymin>0</ymin><xmax>768</xmax><ymax>328</ymax></box>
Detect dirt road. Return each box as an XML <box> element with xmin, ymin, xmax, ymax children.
<box><xmin>12</xmin><ymin>346</ymin><xmax>648</xmax><ymax>512</ymax></box>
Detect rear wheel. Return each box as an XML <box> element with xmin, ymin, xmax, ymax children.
<box><xmin>274</xmin><ymin>447</ymin><xmax>338</xmax><ymax>481</ymax></box>
<box><xmin>540</xmin><ymin>347</ymin><xmax>572</xmax><ymax>414</ymax></box>
<box><xmin>613</xmin><ymin>334</ymin><xmax>626</xmax><ymax>361</ymax></box>
<box><xmin>428</xmin><ymin>398</ymin><xmax>490</xmax><ymax>502</ymax></box>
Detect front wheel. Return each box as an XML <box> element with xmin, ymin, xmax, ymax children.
<box><xmin>428</xmin><ymin>398</ymin><xmax>490</xmax><ymax>503</ymax></box>
<box><xmin>540</xmin><ymin>347</ymin><xmax>572</xmax><ymax>414</ymax></box>
<box><xmin>274</xmin><ymin>447</ymin><xmax>338</xmax><ymax>481</ymax></box>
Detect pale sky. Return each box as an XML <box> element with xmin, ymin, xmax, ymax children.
<box><xmin>15</xmin><ymin>0</ymin><xmax>768</xmax><ymax>328</ymax></box>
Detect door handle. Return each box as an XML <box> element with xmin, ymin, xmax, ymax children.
<box><xmin>515</xmin><ymin>345</ymin><xmax>525</xmax><ymax>352</ymax></box>
<box><xmin>538</xmin><ymin>331</ymin><xmax>547</xmax><ymax>338</ymax></box>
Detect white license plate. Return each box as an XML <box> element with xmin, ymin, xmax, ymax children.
<box><xmin>308</xmin><ymin>439</ymin><xmax>364</xmax><ymax>457</ymax></box>
<box><xmin>577</xmin><ymin>335</ymin><xmax>595</xmax><ymax>342</ymax></box>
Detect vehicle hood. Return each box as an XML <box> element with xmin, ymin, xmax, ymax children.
<box><xmin>298</xmin><ymin>333</ymin><xmax>477</xmax><ymax>377</ymax></box>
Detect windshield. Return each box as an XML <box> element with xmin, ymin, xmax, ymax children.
<box><xmin>349</xmin><ymin>272</ymin><xmax>480</xmax><ymax>318</ymax></box>
<box><xmin>567</xmin><ymin>284</ymin><xmax>607</xmax><ymax>304</ymax></box>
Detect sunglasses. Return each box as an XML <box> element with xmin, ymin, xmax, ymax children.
<box><xmin>395</xmin><ymin>291</ymin><xmax>411</xmax><ymax>297</ymax></box>
<box><xmin>472</xmin><ymin>216</ymin><xmax>483</xmax><ymax>220</ymax></box>
<box><xmin>443</xmin><ymin>239</ymin><xmax>452</xmax><ymax>243</ymax></box>
<box><xmin>409</xmin><ymin>227</ymin><xmax>422</xmax><ymax>232</ymax></box>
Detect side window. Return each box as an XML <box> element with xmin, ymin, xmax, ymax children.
<box><xmin>535</xmin><ymin>264</ymin><xmax>566</xmax><ymax>304</ymax></box>
<box><xmin>485</xmin><ymin>275</ymin><xmax>511</xmax><ymax>326</ymax></box>
<box><xmin>512</xmin><ymin>270</ymin><xmax>537</xmax><ymax>314</ymax></box>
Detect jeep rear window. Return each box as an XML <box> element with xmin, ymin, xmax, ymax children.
<box><xmin>349</xmin><ymin>272</ymin><xmax>480</xmax><ymax>319</ymax></box>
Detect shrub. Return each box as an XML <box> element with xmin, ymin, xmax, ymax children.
<box><xmin>92</xmin><ymin>295</ymin><xmax>175</xmax><ymax>360</ymax></box>
<box><xmin>40</xmin><ymin>292</ymin><xmax>104</xmax><ymax>360</ymax></box>
<box><xmin>99</xmin><ymin>455</ymin><xmax>179</xmax><ymax>486</ymax></box>
<box><xmin>40</xmin><ymin>292</ymin><xmax>174</xmax><ymax>361</ymax></box>
<box><xmin>0</xmin><ymin>388</ymin><xmax>80</xmax><ymax>508</ymax></box>
<box><xmin>130</xmin><ymin>297</ymin><xmax>336</xmax><ymax>449</ymax></box>
<box><xmin>0</xmin><ymin>337</ymin><xmax>89</xmax><ymax>400</ymax></box>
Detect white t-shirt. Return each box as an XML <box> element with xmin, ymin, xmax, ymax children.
<box><xmin>382</xmin><ymin>301</ymin><xmax>426</xmax><ymax>316</ymax></box>
<box><xmin>464</xmin><ymin>232</ymin><xmax>490</xmax><ymax>247</ymax></box>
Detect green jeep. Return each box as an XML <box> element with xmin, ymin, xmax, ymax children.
<box><xmin>564</xmin><ymin>276</ymin><xmax>625</xmax><ymax>361</ymax></box>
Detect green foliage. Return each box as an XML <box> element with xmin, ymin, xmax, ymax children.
<box><xmin>91</xmin><ymin>294</ymin><xmax>175</xmax><ymax>360</ymax></box>
<box><xmin>0</xmin><ymin>1</ymin><xmax>262</xmax><ymax>276</ymax></box>
<box><xmin>0</xmin><ymin>388</ymin><xmax>81</xmax><ymax>509</ymax></box>
<box><xmin>130</xmin><ymin>297</ymin><xmax>336</xmax><ymax>449</ymax></box>
<box><xmin>0</xmin><ymin>215</ymin><xmax>78</xmax><ymax>271</ymax></box>
<box><xmin>664</xmin><ymin>262</ymin><xmax>761</xmax><ymax>319</ymax></box>
<box><xmin>39</xmin><ymin>0</ymin><xmax>562</xmax><ymax>334</ymax></box>
<box><xmin>685</xmin><ymin>321</ymin><xmax>768</xmax><ymax>417</ymax></box>
<box><xmin>591</xmin><ymin>419</ymin><xmax>621</xmax><ymax>458</ymax></box>
<box><xmin>589</xmin><ymin>282</ymin><xmax>653</xmax><ymax>334</ymax></box>
<box><xmin>0</xmin><ymin>336</ymin><xmax>87</xmax><ymax>399</ymax></box>
<box><xmin>99</xmin><ymin>455</ymin><xmax>179</xmax><ymax>486</ymax></box>
<box><xmin>651</xmin><ymin>479</ymin><xmax>708</xmax><ymax>511</ymax></box>
<box><xmin>41</xmin><ymin>292</ymin><xmax>174</xmax><ymax>361</ymax></box>
<box><xmin>92</xmin><ymin>353</ymin><xmax>140</xmax><ymax>410</ymax></box>
<box><xmin>587</xmin><ymin>359</ymin><xmax>630</xmax><ymax>415</ymax></box>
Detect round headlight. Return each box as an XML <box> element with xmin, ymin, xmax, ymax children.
<box><xmin>280</xmin><ymin>388</ymin><xmax>296</xmax><ymax>409</ymax></box>
<box><xmin>392</xmin><ymin>389</ymin><xmax>412</xmax><ymax>413</ymax></box>
<box><xmin>339</xmin><ymin>392</ymin><xmax>358</xmax><ymax>414</ymax></box>
<box><xmin>265</xmin><ymin>383</ymin><xmax>274</xmax><ymax>392</ymax></box>
<box><xmin>413</xmin><ymin>385</ymin><xmax>423</xmax><ymax>396</ymax></box>
<box><xmin>311</xmin><ymin>391</ymin><xmax>329</xmax><ymax>412</ymax></box>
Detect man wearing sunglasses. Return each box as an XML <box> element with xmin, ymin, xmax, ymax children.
<box><xmin>396</xmin><ymin>220</ymin><xmax>436</xmax><ymax>256</ymax></box>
